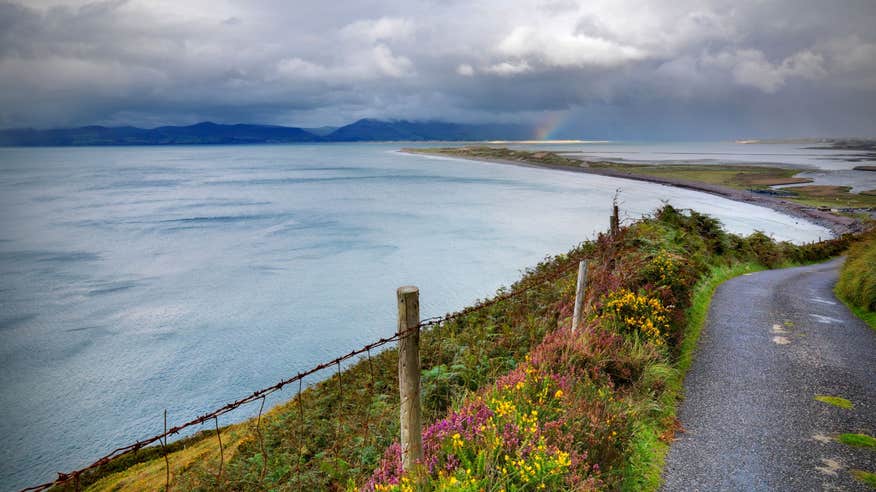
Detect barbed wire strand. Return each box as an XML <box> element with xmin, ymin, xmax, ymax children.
<box><xmin>20</xmin><ymin>251</ymin><xmax>586</xmax><ymax>492</ymax></box>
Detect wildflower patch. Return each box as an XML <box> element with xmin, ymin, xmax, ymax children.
<box><xmin>601</xmin><ymin>289</ymin><xmax>671</xmax><ymax>345</ymax></box>
<box><xmin>364</xmin><ymin>354</ymin><xmax>620</xmax><ymax>490</ymax></box>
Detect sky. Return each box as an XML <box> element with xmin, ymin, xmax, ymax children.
<box><xmin>1</xmin><ymin>0</ymin><xmax>875</xmax><ymax>139</ymax></box>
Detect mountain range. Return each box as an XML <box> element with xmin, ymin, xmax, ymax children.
<box><xmin>0</xmin><ymin>119</ymin><xmax>534</xmax><ymax>146</ymax></box>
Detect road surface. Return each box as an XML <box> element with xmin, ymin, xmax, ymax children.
<box><xmin>661</xmin><ymin>258</ymin><xmax>875</xmax><ymax>491</ymax></box>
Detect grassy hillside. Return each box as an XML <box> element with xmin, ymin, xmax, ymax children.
<box><xmin>835</xmin><ymin>228</ymin><xmax>876</xmax><ymax>329</ymax></box>
<box><xmin>56</xmin><ymin>206</ymin><xmax>851</xmax><ymax>491</ymax></box>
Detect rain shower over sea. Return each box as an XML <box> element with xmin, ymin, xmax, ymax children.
<box><xmin>0</xmin><ymin>142</ymin><xmax>830</xmax><ymax>488</ymax></box>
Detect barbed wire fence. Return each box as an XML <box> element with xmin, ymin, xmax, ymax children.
<box><xmin>21</xmin><ymin>228</ymin><xmax>603</xmax><ymax>492</ymax></box>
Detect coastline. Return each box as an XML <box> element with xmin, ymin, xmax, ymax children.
<box><xmin>401</xmin><ymin>148</ymin><xmax>862</xmax><ymax>237</ymax></box>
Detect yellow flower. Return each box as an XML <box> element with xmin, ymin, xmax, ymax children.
<box><xmin>451</xmin><ymin>433</ymin><xmax>464</xmax><ymax>450</ymax></box>
<box><xmin>555</xmin><ymin>450</ymin><xmax>571</xmax><ymax>468</ymax></box>
<box><xmin>554</xmin><ymin>389</ymin><xmax>564</xmax><ymax>398</ymax></box>
<box><xmin>494</xmin><ymin>399</ymin><xmax>516</xmax><ymax>417</ymax></box>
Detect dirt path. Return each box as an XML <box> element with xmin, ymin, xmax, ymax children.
<box><xmin>661</xmin><ymin>258</ymin><xmax>876</xmax><ymax>491</ymax></box>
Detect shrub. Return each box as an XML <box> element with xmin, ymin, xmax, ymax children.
<box><xmin>743</xmin><ymin>231</ymin><xmax>783</xmax><ymax>267</ymax></box>
<box><xmin>600</xmin><ymin>289</ymin><xmax>671</xmax><ymax>346</ymax></box>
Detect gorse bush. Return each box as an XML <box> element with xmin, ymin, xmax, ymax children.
<box><xmin>643</xmin><ymin>250</ymin><xmax>680</xmax><ymax>286</ymax></box>
<box><xmin>82</xmin><ymin>205</ymin><xmax>853</xmax><ymax>492</ymax></box>
<box><xmin>600</xmin><ymin>289</ymin><xmax>670</xmax><ymax>345</ymax></box>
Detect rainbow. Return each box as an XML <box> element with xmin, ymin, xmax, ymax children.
<box><xmin>533</xmin><ymin>111</ymin><xmax>569</xmax><ymax>140</ymax></box>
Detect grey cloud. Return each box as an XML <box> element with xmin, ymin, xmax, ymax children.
<box><xmin>1</xmin><ymin>0</ymin><xmax>875</xmax><ymax>138</ymax></box>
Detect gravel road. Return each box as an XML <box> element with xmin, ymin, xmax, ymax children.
<box><xmin>661</xmin><ymin>258</ymin><xmax>875</xmax><ymax>491</ymax></box>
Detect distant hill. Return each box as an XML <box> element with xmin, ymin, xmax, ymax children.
<box><xmin>300</xmin><ymin>126</ymin><xmax>339</xmax><ymax>137</ymax></box>
<box><xmin>0</xmin><ymin>119</ymin><xmax>535</xmax><ymax>146</ymax></box>
<box><xmin>326</xmin><ymin>119</ymin><xmax>532</xmax><ymax>141</ymax></box>
<box><xmin>0</xmin><ymin>122</ymin><xmax>320</xmax><ymax>146</ymax></box>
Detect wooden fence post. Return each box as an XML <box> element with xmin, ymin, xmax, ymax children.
<box><xmin>397</xmin><ymin>286</ymin><xmax>423</xmax><ymax>471</ymax></box>
<box><xmin>572</xmin><ymin>260</ymin><xmax>588</xmax><ymax>332</ymax></box>
<box><xmin>611</xmin><ymin>204</ymin><xmax>620</xmax><ymax>235</ymax></box>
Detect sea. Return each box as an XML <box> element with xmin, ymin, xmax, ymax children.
<box><xmin>0</xmin><ymin>142</ymin><xmax>854</xmax><ymax>489</ymax></box>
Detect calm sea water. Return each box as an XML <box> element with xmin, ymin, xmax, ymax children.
<box><xmin>0</xmin><ymin>143</ymin><xmax>830</xmax><ymax>489</ymax></box>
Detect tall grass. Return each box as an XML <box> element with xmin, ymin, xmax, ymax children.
<box><xmin>835</xmin><ymin>228</ymin><xmax>876</xmax><ymax>330</ymax></box>
<box><xmin>618</xmin><ymin>262</ymin><xmax>764</xmax><ymax>491</ymax></box>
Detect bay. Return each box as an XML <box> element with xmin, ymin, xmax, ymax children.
<box><xmin>0</xmin><ymin>143</ymin><xmax>829</xmax><ymax>489</ymax></box>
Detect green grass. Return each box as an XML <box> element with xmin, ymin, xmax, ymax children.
<box><xmin>838</xmin><ymin>297</ymin><xmax>876</xmax><ymax>331</ymax></box>
<box><xmin>838</xmin><ymin>433</ymin><xmax>876</xmax><ymax>449</ymax></box>
<box><xmin>852</xmin><ymin>469</ymin><xmax>876</xmax><ymax>488</ymax></box>
<box><xmin>835</xmin><ymin>229</ymin><xmax>876</xmax><ymax>331</ymax></box>
<box><xmin>590</xmin><ymin>163</ymin><xmax>809</xmax><ymax>189</ymax></box>
<box><xmin>780</xmin><ymin>185</ymin><xmax>876</xmax><ymax>209</ymax></box>
<box><xmin>404</xmin><ymin>146</ymin><xmax>584</xmax><ymax>169</ymax></box>
<box><xmin>815</xmin><ymin>395</ymin><xmax>854</xmax><ymax>409</ymax></box>
<box><xmin>619</xmin><ymin>262</ymin><xmax>765</xmax><ymax>491</ymax></box>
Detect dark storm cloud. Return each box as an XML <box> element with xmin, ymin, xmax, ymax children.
<box><xmin>1</xmin><ymin>0</ymin><xmax>875</xmax><ymax>138</ymax></box>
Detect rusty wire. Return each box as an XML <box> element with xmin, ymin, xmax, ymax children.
<box><xmin>21</xmin><ymin>251</ymin><xmax>585</xmax><ymax>492</ymax></box>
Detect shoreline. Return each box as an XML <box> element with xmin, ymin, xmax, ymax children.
<box><xmin>401</xmin><ymin>149</ymin><xmax>862</xmax><ymax>237</ymax></box>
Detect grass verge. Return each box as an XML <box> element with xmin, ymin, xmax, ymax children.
<box><xmin>838</xmin><ymin>298</ymin><xmax>876</xmax><ymax>331</ymax></box>
<box><xmin>835</xmin><ymin>228</ymin><xmax>876</xmax><ymax>331</ymax></box>
<box><xmin>619</xmin><ymin>262</ymin><xmax>765</xmax><ymax>490</ymax></box>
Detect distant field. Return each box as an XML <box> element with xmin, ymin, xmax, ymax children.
<box><xmin>407</xmin><ymin>147</ymin><xmax>876</xmax><ymax>211</ymax></box>
<box><xmin>588</xmin><ymin>162</ymin><xmax>876</xmax><ymax>209</ymax></box>
<box><xmin>588</xmin><ymin>162</ymin><xmax>810</xmax><ymax>188</ymax></box>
